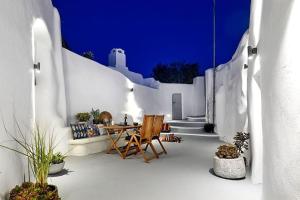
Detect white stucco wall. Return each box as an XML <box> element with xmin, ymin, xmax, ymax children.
<box><xmin>258</xmin><ymin>0</ymin><xmax>300</xmax><ymax>199</ymax></box>
<box><xmin>212</xmin><ymin>32</ymin><xmax>248</xmax><ymax>143</ymax></box>
<box><xmin>0</xmin><ymin>0</ymin><xmax>68</xmax><ymax>197</ymax></box>
<box><xmin>63</xmin><ymin>49</ymin><xmax>205</xmax><ymax>124</ymax></box>
<box><xmin>248</xmin><ymin>0</ymin><xmax>263</xmax><ymax>185</ymax></box>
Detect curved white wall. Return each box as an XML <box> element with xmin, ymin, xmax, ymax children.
<box><xmin>248</xmin><ymin>0</ymin><xmax>263</xmax><ymax>185</ymax></box>
<box><xmin>212</xmin><ymin>32</ymin><xmax>249</xmax><ymax>143</ymax></box>
<box><xmin>63</xmin><ymin>49</ymin><xmax>205</xmax><ymax>124</ymax></box>
<box><xmin>0</xmin><ymin>0</ymin><xmax>67</xmax><ymax>199</ymax></box>
<box><xmin>258</xmin><ymin>0</ymin><xmax>300</xmax><ymax>199</ymax></box>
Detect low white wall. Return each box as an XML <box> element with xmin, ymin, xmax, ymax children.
<box><xmin>212</xmin><ymin>32</ymin><xmax>249</xmax><ymax>143</ymax></box>
<box><xmin>63</xmin><ymin>49</ymin><xmax>205</xmax><ymax>124</ymax></box>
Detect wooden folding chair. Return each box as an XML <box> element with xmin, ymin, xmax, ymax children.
<box><xmin>123</xmin><ymin>115</ymin><xmax>158</xmax><ymax>163</ymax></box>
<box><xmin>151</xmin><ymin>115</ymin><xmax>167</xmax><ymax>155</ymax></box>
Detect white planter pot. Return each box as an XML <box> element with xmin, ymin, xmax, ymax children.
<box><xmin>213</xmin><ymin>156</ymin><xmax>246</xmax><ymax>179</ymax></box>
<box><xmin>49</xmin><ymin>161</ymin><xmax>65</xmax><ymax>175</ymax></box>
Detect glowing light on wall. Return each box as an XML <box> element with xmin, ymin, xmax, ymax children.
<box><xmin>124</xmin><ymin>79</ymin><xmax>143</xmax><ymax>122</ymax></box>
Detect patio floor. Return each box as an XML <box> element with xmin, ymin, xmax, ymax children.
<box><xmin>49</xmin><ymin>136</ymin><xmax>262</xmax><ymax>200</ymax></box>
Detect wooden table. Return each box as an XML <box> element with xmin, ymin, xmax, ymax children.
<box><xmin>101</xmin><ymin>124</ymin><xmax>141</xmax><ymax>159</ymax></box>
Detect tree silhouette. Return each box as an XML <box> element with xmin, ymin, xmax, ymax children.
<box><xmin>82</xmin><ymin>51</ymin><xmax>95</xmax><ymax>60</ymax></box>
<box><xmin>152</xmin><ymin>62</ymin><xmax>199</xmax><ymax>84</ymax></box>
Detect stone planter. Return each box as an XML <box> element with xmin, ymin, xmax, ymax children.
<box><xmin>49</xmin><ymin>161</ymin><xmax>65</xmax><ymax>175</ymax></box>
<box><xmin>213</xmin><ymin>156</ymin><xmax>246</xmax><ymax>179</ymax></box>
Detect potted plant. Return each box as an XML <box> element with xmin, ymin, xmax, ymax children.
<box><xmin>90</xmin><ymin>108</ymin><xmax>101</xmax><ymax>124</ymax></box>
<box><xmin>213</xmin><ymin>132</ymin><xmax>250</xmax><ymax>179</ymax></box>
<box><xmin>49</xmin><ymin>152</ymin><xmax>66</xmax><ymax>175</ymax></box>
<box><xmin>204</xmin><ymin>123</ymin><xmax>215</xmax><ymax>133</ymax></box>
<box><xmin>0</xmin><ymin>122</ymin><xmax>60</xmax><ymax>199</ymax></box>
<box><xmin>75</xmin><ymin>112</ymin><xmax>90</xmax><ymax>123</ymax></box>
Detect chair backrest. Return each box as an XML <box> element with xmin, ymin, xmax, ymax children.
<box><xmin>140</xmin><ymin>115</ymin><xmax>155</xmax><ymax>141</ymax></box>
<box><xmin>153</xmin><ymin>115</ymin><xmax>164</xmax><ymax>137</ymax></box>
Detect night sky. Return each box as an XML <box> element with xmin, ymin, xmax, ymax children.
<box><xmin>52</xmin><ymin>0</ymin><xmax>251</xmax><ymax>77</ymax></box>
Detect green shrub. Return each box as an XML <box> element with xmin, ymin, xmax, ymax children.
<box><xmin>76</xmin><ymin>112</ymin><xmax>90</xmax><ymax>122</ymax></box>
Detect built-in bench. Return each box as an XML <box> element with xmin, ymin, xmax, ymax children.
<box><xmin>68</xmin><ymin>132</ymin><xmax>126</xmax><ymax>156</ymax></box>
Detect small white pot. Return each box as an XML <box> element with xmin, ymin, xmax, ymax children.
<box><xmin>49</xmin><ymin>161</ymin><xmax>65</xmax><ymax>175</ymax></box>
<box><xmin>213</xmin><ymin>156</ymin><xmax>246</xmax><ymax>179</ymax></box>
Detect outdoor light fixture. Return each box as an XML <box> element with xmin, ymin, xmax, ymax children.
<box><xmin>248</xmin><ymin>46</ymin><xmax>258</xmax><ymax>57</ymax></box>
<box><xmin>244</xmin><ymin>64</ymin><xmax>248</xmax><ymax>69</ymax></box>
<box><xmin>34</xmin><ymin>62</ymin><xmax>40</xmax><ymax>72</ymax></box>
<box><xmin>130</xmin><ymin>88</ymin><xmax>134</xmax><ymax>92</ymax></box>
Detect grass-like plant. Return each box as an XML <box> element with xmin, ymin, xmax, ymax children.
<box><xmin>0</xmin><ymin>121</ymin><xmax>55</xmax><ymax>187</ymax></box>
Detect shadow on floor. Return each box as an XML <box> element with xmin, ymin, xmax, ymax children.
<box><xmin>209</xmin><ymin>168</ymin><xmax>246</xmax><ymax>181</ymax></box>
<box><xmin>48</xmin><ymin>169</ymin><xmax>74</xmax><ymax>177</ymax></box>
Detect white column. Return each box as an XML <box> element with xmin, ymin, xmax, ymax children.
<box><xmin>205</xmin><ymin>69</ymin><xmax>214</xmax><ymax>123</ymax></box>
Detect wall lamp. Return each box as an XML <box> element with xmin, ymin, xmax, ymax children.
<box><xmin>248</xmin><ymin>46</ymin><xmax>258</xmax><ymax>57</ymax></box>
<box><xmin>130</xmin><ymin>88</ymin><xmax>134</xmax><ymax>92</ymax></box>
<box><xmin>244</xmin><ymin>64</ymin><xmax>248</xmax><ymax>69</ymax></box>
<box><xmin>34</xmin><ymin>62</ymin><xmax>40</xmax><ymax>72</ymax></box>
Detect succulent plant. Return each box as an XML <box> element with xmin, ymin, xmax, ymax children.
<box><xmin>216</xmin><ymin>144</ymin><xmax>239</xmax><ymax>159</ymax></box>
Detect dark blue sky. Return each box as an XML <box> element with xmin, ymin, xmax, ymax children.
<box><xmin>52</xmin><ymin>0</ymin><xmax>250</xmax><ymax>77</ymax></box>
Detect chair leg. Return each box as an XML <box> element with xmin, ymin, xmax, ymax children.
<box><xmin>144</xmin><ymin>144</ymin><xmax>149</xmax><ymax>151</ymax></box>
<box><xmin>157</xmin><ymin>139</ymin><xmax>167</xmax><ymax>154</ymax></box>
<box><xmin>149</xmin><ymin>142</ymin><xmax>159</xmax><ymax>159</ymax></box>
<box><xmin>123</xmin><ymin>137</ymin><xmax>134</xmax><ymax>158</ymax></box>
<box><xmin>134</xmin><ymin>144</ymin><xmax>139</xmax><ymax>154</ymax></box>
<box><xmin>136</xmin><ymin>142</ymin><xmax>149</xmax><ymax>163</ymax></box>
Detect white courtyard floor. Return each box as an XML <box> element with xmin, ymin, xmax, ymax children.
<box><xmin>49</xmin><ymin>136</ymin><xmax>262</xmax><ymax>200</ymax></box>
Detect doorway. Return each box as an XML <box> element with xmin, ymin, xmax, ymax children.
<box><xmin>172</xmin><ymin>93</ymin><xmax>182</xmax><ymax>120</ymax></box>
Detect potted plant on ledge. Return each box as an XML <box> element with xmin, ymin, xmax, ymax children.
<box><xmin>213</xmin><ymin>132</ymin><xmax>250</xmax><ymax>180</ymax></box>
<box><xmin>76</xmin><ymin>112</ymin><xmax>90</xmax><ymax>123</ymax></box>
<box><xmin>49</xmin><ymin>152</ymin><xmax>66</xmax><ymax>175</ymax></box>
<box><xmin>91</xmin><ymin>108</ymin><xmax>101</xmax><ymax>124</ymax></box>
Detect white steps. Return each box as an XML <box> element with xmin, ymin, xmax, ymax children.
<box><xmin>167</xmin><ymin>116</ymin><xmax>217</xmax><ymax>136</ymax></box>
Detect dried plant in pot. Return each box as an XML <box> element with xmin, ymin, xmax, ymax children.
<box><xmin>213</xmin><ymin>132</ymin><xmax>250</xmax><ymax>180</ymax></box>
<box><xmin>0</xmin><ymin>121</ymin><xmax>61</xmax><ymax>200</ymax></box>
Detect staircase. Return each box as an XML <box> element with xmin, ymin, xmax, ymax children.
<box><xmin>166</xmin><ymin>116</ymin><xmax>218</xmax><ymax>137</ymax></box>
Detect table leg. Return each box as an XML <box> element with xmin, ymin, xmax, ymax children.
<box><xmin>106</xmin><ymin>129</ymin><xmax>126</xmax><ymax>159</ymax></box>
